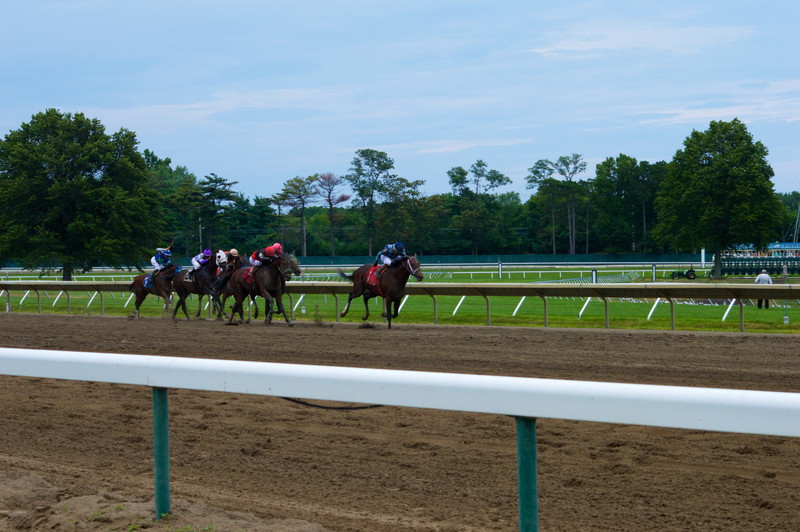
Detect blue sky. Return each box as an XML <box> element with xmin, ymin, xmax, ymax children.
<box><xmin>2</xmin><ymin>1</ymin><xmax>798</xmax><ymax>200</ymax></box>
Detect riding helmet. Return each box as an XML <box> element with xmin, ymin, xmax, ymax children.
<box><xmin>203</xmin><ymin>248</ymin><xmax>212</xmax><ymax>257</ymax></box>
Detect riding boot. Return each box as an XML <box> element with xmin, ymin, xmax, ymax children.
<box><xmin>375</xmin><ymin>264</ymin><xmax>389</xmax><ymax>279</ymax></box>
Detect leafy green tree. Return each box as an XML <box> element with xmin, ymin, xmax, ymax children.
<box><xmin>344</xmin><ymin>149</ymin><xmax>396</xmax><ymax>255</ymax></box>
<box><xmin>375</xmin><ymin>176</ymin><xmax>425</xmax><ymax>251</ymax></box>
<box><xmin>223</xmin><ymin>194</ymin><xmax>278</xmax><ymax>254</ymax></box>
<box><xmin>591</xmin><ymin>155</ymin><xmax>666</xmax><ymax>253</ymax></box>
<box><xmin>776</xmin><ymin>192</ymin><xmax>800</xmax><ymax>242</ymax></box>
<box><xmin>526</xmin><ymin>154</ymin><xmax>587</xmax><ymax>254</ymax></box>
<box><xmin>145</xmin><ymin>151</ymin><xmax>200</xmax><ymax>254</ymax></box>
<box><xmin>654</xmin><ymin>119</ymin><xmax>785</xmax><ymax>276</ymax></box>
<box><xmin>197</xmin><ymin>173</ymin><xmax>238</xmax><ymax>251</ymax></box>
<box><xmin>280</xmin><ymin>175</ymin><xmax>319</xmax><ymax>256</ymax></box>
<box><xmin>448</xmin><ymin>160</ymin><xmax>511</xmax><ymax>195</ymax></box>
<box><xmin>315</xmin><ymin>172</ymin><xmax>350</xmax><ymax>256</ymax></box>
<box><xmin>167</xmin><ymin>176</ymin><xmax>203</xmax><ymax>256</ymax></box>
<box><xmin>446</xmin><ymin>160</ymin><xmax>511</xmax><ymax>254</ymax></box>
<box><xmin>0</xmin><ymin>109</ymin><xmax>162</xmax><ymax>279</ymax></box>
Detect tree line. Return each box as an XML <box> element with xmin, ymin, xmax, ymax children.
<box><xmin>0</xmin><ymin>109</ymin><xmax>795</xmax><ymax>279</ymax></box>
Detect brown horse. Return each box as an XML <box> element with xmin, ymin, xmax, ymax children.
<box><xmin>224</xmin><ymin>252</ymin><xmax>294</xmax><ymax>325</ymax></box>
<box><xmin>128</xmin><ymin>263</ymin><xmax>181</xmax><ymax>318</ymax></box>
<box><xmin>216</xmin><ymin>253</ymin><xmax>302</xmax><ymax>321</ymax></box>
<box><xmin>171</xmin><ymin>250</ymin><xmax>227</xmax><ymax>320</ymax></box>
<box><xmin>338</xmin><ymin>254</ymin><xmax>423</xmax><ymax>328</ymax></box>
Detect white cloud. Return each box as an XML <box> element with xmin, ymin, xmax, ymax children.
<box><xmin>530</xmin><ymin>24</ymin><xmax>752</xmax><ymax>58</ymax></box>
<box><xmin>376</xmin><ymin>138</ymin><xmax>532</xmax><ymax>155</ymax></box>
<box><xmin>640</xmin><ymin>80</ymin><xmax>800</xmax><ymax>125</ymax></box>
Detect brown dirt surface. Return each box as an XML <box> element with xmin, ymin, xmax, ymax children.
<box><xmin>1</xmin><ymin>313</ymin><xmax>799</xmax><ymax>531</ymax></box>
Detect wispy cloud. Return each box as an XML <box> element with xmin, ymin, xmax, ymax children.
<box><xmin>530</xmin><ymin>24</ymin><xmax>752</xmax><ymax>58</ymax></box>
<box><xmin>85</xmin><ymin>88</ymin><xmax>352</xmax><ymax>132</ymax></box>
<box><xmin>640</xmin><ymin>80</ymin><xmax>800</xmax><ymax>125</ymax></box>
<box><xmin>377</xmin><ymin>138</ymin><xmax>533</xmax><ymax>154</ymax></box>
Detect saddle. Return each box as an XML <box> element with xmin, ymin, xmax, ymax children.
<box><xmin>366</xmin><ymin>266</ymin><xmax>384</xmax><ymax>297</ymax></box>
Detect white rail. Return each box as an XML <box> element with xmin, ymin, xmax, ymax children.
<box><xmin>3</xmin><ymin>347</ymin><xmax>799</xmax><ymax>436</ymax></box>
<box><xmin>3</xmin><ymin>347</ymin><xmax>800</xmax><ymax>531</ymax></box>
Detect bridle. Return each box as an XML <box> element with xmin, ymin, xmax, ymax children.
<box><xmin>403</xmin><ymin>256</ymin><xmax>423</xmax><ymax>281</ymax></box>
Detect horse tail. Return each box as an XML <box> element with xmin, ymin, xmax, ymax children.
<box><xmin>337</xmin><ymin>268</ymin><xmax>354</xmax><ymax>282</ymax></box>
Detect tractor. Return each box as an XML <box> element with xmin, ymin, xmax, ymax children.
<box><xmin>671</xmin><ymin>267</ymin><xmax>697</xmax><ymax>280</ymax></box>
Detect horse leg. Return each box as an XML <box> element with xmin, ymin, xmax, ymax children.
<box><xmin>263</xmin><ymin>295</ymin><xmax>275</xmax><ymax>324</ymax></box>
<box><xmin>219</xmin><ymin>294</ymin><xmax>231</xmax><ymax>319</ymax></box>
<box><xmin>382</xmin><ymin>298</ymin><xmax>393</xmax><ymax>329</ymax></box>
<box><xmin>340</xmin><ymin>293</ymin><xmax>356</xmax><ymax>317</ymax></box>
<box><xmin>225</xmin><ymin>295</ymin><xmax>244</xmax><ymax>325</ymax></box>
<box><xmin>362</xmin><ymin>294</ymin><xmax>373</xmax><ymax>321</ymax></box>
<box><xmin>194</xmin><ymin>294</ymin><xmax>204</xmax><ymax>318</ymax></box>
<box><xmin>270</xmin><ymin>295</ymin><xmax>292</xmax><ymax>326</ymax></box>
<box><xmin>131</xmin><ymin>290</ymin><xmax>146</xmax><ymax>318</ymax></box>
<box><xmin>211</xmin><ymin>294</ymin><xmax>225</xmax><ymax>319</ymax></box>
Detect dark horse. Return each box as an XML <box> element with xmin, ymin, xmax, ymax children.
<box><xmin>224</xmin><ymin>252</ymin><xmax>295</xmax><ymax>325</ymax></box>
<box><xmin>171</xmin><ymin>250</ymin><xmax>227</xmax><ymax>320</ymax></box>
<box><xmin>338</xmin><ymin>254</ymin><xmax>423</xmax><ymax>329</ymax></box>
<box><xmin>128</xmin><ymin>263</ymin><xmax>181</xmax><ymax>318</ymax></box>
<box><xmin>215</xmin><ymin>253</ymin><xmax>302</xmax><ymax>321</ymax></box>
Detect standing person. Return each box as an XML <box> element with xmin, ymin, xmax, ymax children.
<box><xmin>754</xmin><ymin>269</ymin><xmax>772</xmax><ymax>309</ymax></box>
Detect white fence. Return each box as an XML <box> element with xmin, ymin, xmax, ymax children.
<box><xmin>4</xmin><ymin>280</ymin><xmax>800</xmax><ymax>331</ymax></box>
<box><xmin>2</xmin><ymin>347</ymin><xmax>799</xmax><ymax>531</ymax></box>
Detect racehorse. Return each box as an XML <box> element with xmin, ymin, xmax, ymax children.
<box><xmin>128</xmin><ymin>263</ymin><xmax>180</xmax><ymax>318</ymax></box>
<box><xmin>171</xmin><ymin>250</ymin><xmax>227</xmax><ymax>320</ymax></box>
<box><xmin>224</xmin><ymin>252</ymin><xmax>295</xmax><ymax>325</ymax></box>
<box><xmin>338</xmin><ymin>254</ymin><xmax>423</xmax><ymax>329</ymax></box>
<box><xmin>215</xmin><ymin>252</ymin><xmax>302</xmax><ymax>321</ymax></box>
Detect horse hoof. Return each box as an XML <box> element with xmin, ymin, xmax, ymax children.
<box><xmin>287</xmin><ymin>321</ymin><xmax>294</xmax><ymax>327</ymax></box>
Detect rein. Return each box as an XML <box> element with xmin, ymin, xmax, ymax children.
<box><xmin>404</xmin><ymin>257</ymin><xmax>421</xmax><ymax>278</ymax></box>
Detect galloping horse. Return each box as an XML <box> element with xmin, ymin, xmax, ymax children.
<box><xmin>338</xmin><ymin>254</ymin><xmax>423</xmax><ymax>329</ymax></box>
<box><xmin>224</xmin><ymin>252</ymin><xmax>294</xmax><ymax>325</ymax></box>
<box><xmin>215</xmin><ymin>252</ymin><xmax>302</xmax><ymax>321</ymax></box>
<box><xmin>171</xmin><ymin>250</ymin><xmax>227</xmax><ymax>320</ymax></box>
<box><xmin>128</xmin><ymin>263</ymin><xmax>180</xmax><ymax>318</ymax></box>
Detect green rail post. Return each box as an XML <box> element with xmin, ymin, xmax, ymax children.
<box><xmin>516</xmin><ymin>416</ymin><xmax>538</xmax><ymax>532</ymax></box>
<box><xmin>152</xmin><ymin>387</ymin><xmax>171</xmax><ymax>519</ymax></box>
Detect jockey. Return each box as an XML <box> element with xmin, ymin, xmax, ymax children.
<box><xmin>187</xmin><ymin>248</ymin><xmax>212</xmax><ymax>280</ymax></box>
<box><xmin>224</xmin><ymin>248</ymin><xmax>241</xmax><ymax>269</ymax></box>
<box><xmin>148</xmin><ymin>247</ymin><xmax>172</xmax><ymax>282</ymax></box>
<box><xmin>374</xmin><ymin>241</ymin><xmax>406</xmax><ymax>278</ymax></box>
<box><xmin>249</xmin><ymin>243</ymin><xmax>277</xmax><ymax>269</ymax></box>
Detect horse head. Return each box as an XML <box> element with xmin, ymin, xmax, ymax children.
<box><xmin>288</xmin><ymin>253</ymin><xmax>302</xmax><ymax>277</ymax></box>
<box><xmin>274</xmin><ymin>253</ymin><xmax>293</xmax><ymax>282</ymax></box>
<box><xmin>216</xmin><ymin>250</ymin><xmax>228</xmax><ymax>269</ymax></box>
<box><xmin>406</xmin><ymin>254</ymin><xmax>423</xmax><ymax>281</ymax></box>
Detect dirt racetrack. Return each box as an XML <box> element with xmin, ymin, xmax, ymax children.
<box><xmin>1</xmin><ymin>313</ymin><xmax>800</xmax><ymax>531</ymax></box>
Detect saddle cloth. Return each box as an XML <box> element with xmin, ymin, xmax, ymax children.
<box><xmin>366</xmin><ymin>266</ymin><xmax>383</xmax><ymax>297</ymax></box>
